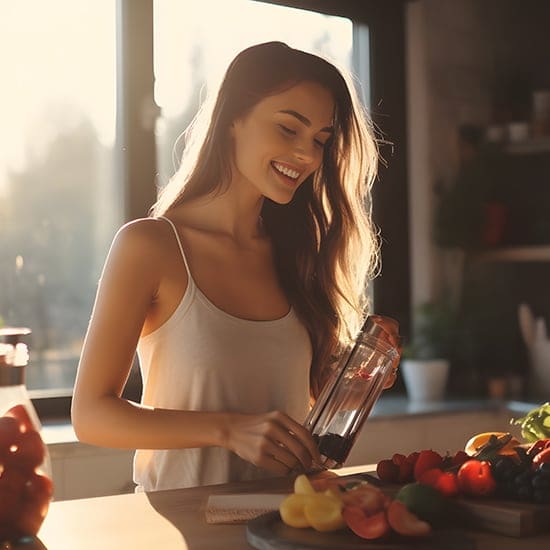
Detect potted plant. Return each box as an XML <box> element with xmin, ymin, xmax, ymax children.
<box><xmin>400</xmin><ymin>300</ymin><xmax>456</xmax><ymax>402</ymax></box>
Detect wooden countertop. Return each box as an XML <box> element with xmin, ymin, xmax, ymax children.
<box><xmin>29</xmin><ymin>465</ymin><xmax>550</xmax><ymax>550</ymax></box>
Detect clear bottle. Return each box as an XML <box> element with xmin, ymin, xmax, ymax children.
<box><xmin>0</xmin><ymin>328</ymin><xmax>53</xmax><ymax>543</ymax></box>
<box><xmin>304</xmin><ymin>315</ymin><xmax>400</xmax><ymax>469</ymax></box>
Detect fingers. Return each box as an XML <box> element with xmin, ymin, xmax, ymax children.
<box><xmin>266</xmin><ymin>412</ymin><xmax>321</xmax><ymax>469</ymax></box>
<box><xmin>370</xmin><ymin>315</ymin><xmax>401</xmax><ymax>348</ymax></box>
<box><xmin>227</xmin><ymin>411</ymin><xmax>322</xmax><ymax>476</ymax></box>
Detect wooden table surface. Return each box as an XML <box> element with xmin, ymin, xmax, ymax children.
<box><xmin>30</xmin><ymin>465</ymin><xmax>550</xmax><ymax>550</ymax></box>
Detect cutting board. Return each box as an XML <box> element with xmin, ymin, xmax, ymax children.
<box><xmin>247</xmin><ymin>470</ymin><xmax>550</xmax><ymax>546</ymax></box>
<box><xmin>246</xmin><ymin>511</ymin><xmax>476</xmax><ymax>550</ymax></box>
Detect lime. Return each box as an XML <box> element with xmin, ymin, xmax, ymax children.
<box><xmin>395</xmin><ymin>483</ymin><xmax>447</xmax><ymax>526</ymax></box>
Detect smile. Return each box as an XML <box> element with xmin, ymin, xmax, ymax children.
<box><xmin>271</xmin><ymin>161</ymin><xmax>300</xmax><ymax>181</ymax></box>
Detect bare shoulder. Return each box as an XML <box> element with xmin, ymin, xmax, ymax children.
<box><xmin>101</xmin><ymin>217</ymin><xmax>179</xmax><ymax>284</ymax></box>
<box><xmin>111</xmin><ymin>217</ymin><xmax>174</xmax><ymax>256</ymax></box>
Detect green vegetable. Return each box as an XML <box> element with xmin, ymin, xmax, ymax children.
<box><xmin>511</xmin><ymin>402</ymin><xmax>550</xmax><ymax>442</ymax></box>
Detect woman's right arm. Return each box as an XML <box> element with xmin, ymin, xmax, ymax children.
<box><xmin>71</xmin><ymin>220</ymin><xmax>320</xmax><ymax>473</ymax></box>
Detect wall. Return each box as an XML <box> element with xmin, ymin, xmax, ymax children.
<box><xmin>406</xmin><ymin>0</ymin><xmax>550</xmax><ymax>307</ymax></box>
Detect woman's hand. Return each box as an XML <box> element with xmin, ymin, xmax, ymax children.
<box><xmin>223</xmin><ymin>411</ymin><xmax>322</xmax><ymax>476</ymax></box>
<box><xmin>369</xmin><ymin>315</ymin><xmax>402</xmax><ymax>389</ymax></box>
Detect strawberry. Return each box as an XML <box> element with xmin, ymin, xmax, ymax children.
<box><xmin>391</xmin><ymin>453</ymin><xmax>407</xmax><ymax>466</ymax></box>
<box><xmin>397</xmin><ymin>459</ymin><xmax>414</xmax><ymax>483</ymax></box>
<box><xmin>413</xmin><ymin>450</ymin><xmax>444</xmax><ymax>481</ymax></box>
<box><xmin>451</xmin><ymin>450</ymin><xmax>470</xmax><ymax>468</ymax></box>
<box><xmin>406</xmin><ymin>451</ymin><xmax>420</xmax><ymax>467</ymax></box>
<box><xmin>376</xmin><ymin>459</ymin><xmax>399</xmax><ymax>483</ymax></box>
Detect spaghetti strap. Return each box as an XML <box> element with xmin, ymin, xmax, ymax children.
<box><xmin>157</xmin><ymin>216</ymin><xmax>192</xmax><ymax>280</ymax></box>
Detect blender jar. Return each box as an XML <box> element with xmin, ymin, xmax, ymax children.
<box><xmin>305</xmin><ymin>315</ymin><xmax>400</xmax><ymax>468</ymax></box>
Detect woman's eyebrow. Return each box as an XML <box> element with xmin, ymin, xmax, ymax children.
<box><xmin>278</xmin><ymin>109</ymin><xmax>333</xmax><ymax>133</ymax></box>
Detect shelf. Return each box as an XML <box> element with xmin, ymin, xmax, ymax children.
<box><xmin>505</xmin><ymin>137</ymin><xmax>550</xmax><ymax>155</ymax></box>
<box><xmin>474</xmin><ymin>245</ymin><xmax>550</xmax><ymax>262</ymax></box>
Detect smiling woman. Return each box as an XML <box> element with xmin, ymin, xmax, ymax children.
<box><xmin>230</xmin><ymin>81</ymin><xmax>334</xmax><ymax>203</ymax></box>
<box><xmin>71</xmin><ymin>40</ymin><xmax>386</xmax><ymax>492</ymax></box>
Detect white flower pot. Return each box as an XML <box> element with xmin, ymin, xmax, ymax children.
<box><xmin>401</xmin><ymin>358</ymin><xmax>450</xmax><ymax>402</ymax></box>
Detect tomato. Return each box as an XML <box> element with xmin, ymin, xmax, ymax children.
<box><xmin>0</xmin><ymin>416</ymin><xmax>21</xmax><ymax>460</ymax></box>
<box><xmin>457</xmin><ymin>460</ymin><xmax>496</xmax><ymax>496</ymax></box>
<box><xmin>386</xmin><ymin>500</ymin><xmax>431</xmax><ymax>537</ymax></box>
<box><xmin>342</xmin><ymin>505</ymin><xmax>390</xmax><ymax>540</ymax></box>
<box><xmin>418</xmin><ymin>468</ymin><xmax>459</xmax><ymax>497</ymax></box>
<box><xmin>341</xmin><ymin>484</ymin><xmax>385</xmax><ymax>514</ymax></box>
<box><xmin>532</xmin><ymin>447</ymin><xmax>550</xmax><ymax>469</ymax></box>
<box><xmin>413</xmin><ymin>450</ymin><xmax>443</xmax><ymax>481</ymax></box>
<box><xmin>5</xmin><ymin>430</ymin><xmax>45</xmax><ymax>472</ymax></box>
<box><xmin>5</xmin><ymin>405</ymin><xmax>35</xmax><ymax>434</ymax></box>
<box><xmin>0</xmin><ymin>468</ymin><xmax>26</xmax><ymax>525</ymax></box>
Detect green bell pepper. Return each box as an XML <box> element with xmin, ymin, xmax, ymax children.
<box><xmin>511</xmin><ymin>402</ymin><xmax>550</xmax><ymax>442</ymax></box>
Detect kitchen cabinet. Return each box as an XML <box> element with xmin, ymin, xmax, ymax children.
<box><xmin>47</xmin><ymin>438</ymin><xmax>134</xmax><ymax>501</ymax></box>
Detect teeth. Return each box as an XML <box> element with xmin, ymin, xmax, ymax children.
<box><xmin>273</xmin><ymin>162</ymin><xmax>300</xmax><ymax>179</ymax></box>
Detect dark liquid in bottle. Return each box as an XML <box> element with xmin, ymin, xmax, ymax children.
<box><xmin>313</xmin><ymin>433</ymin><xmax>354</xmax><ymax>465</ymax></box>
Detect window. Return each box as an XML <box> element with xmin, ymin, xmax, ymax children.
<box><xmin>2</xmin><ymin>0</ymin><xmax>396</xmax><ymax>415</ymax></box>
<box><xmin>153</xmin><ymin>0</ymin><xmax>356</xmax><ymax>189</ymax></box>
<box><xmin>0</xmin><ymin>1</ymin><xmax>119</xmax><ymax>396</ymax></box>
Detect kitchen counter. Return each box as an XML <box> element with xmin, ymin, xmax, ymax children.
<box><xmin>29</xmin><ymin>465</ymin><xmax>550</xmax><ymax>550</ymax></box>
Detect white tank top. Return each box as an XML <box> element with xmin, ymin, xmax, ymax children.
<box><xmin>133</xmin><ymin>216</ymin><xmax>312</xmax><ymax>491</ymax></box>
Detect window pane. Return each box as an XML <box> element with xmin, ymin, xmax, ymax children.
<box><xmin>153</xmin><ymin>0</ymin><xmax>355</xmax><ymax>188</ymax></box>
<box><xmin>0</xmin><ymin>1</ymin><xmax>119</xmax><ymax>393</ymax></box>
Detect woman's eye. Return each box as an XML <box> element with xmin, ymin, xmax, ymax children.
<box><xmin>278</xmin><ymin>124</ymin><xmax>296</xmax><ymax>136</ymax></box>
<box><xmin>314</xmin><ymin>138</ymin><xmax>326</xmax><ymax>148</ymax></box>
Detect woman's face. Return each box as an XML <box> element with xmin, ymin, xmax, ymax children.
<box><xmin>230</xmin><ymin>81</ymin><xmax>335</xmax><ymax>204</ymax></box>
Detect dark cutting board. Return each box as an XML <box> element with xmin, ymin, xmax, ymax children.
<box><xmin>246</xmin><ymin>511</ymin><xmax>476</xmax><ymax>550</ymax></box>
<box><xmin>359</xmin><ymin>472</ymin><xmax>550</xmax><ymax>538</ymax></box>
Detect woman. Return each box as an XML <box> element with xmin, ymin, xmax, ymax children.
<box><xmin>72</xmin><ymin>41</ymin><xmax>397</xmax><ymax>491</ymax></box>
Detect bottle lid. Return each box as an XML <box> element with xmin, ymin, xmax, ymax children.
<box><xmin>0</xmin><ymin>327</ymin><xmax>31</xmax><ymax>345</ymax></box>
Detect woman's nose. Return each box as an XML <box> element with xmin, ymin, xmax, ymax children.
<box><xmin>292</xmin><ymin>142</ymin><xmax>315</xmax><ymax>164</ymax></box>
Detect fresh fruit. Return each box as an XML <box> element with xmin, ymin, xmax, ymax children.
<box><xmin>0</xmin><ymin>416</ymin><xmax>21</xmax><ymax>460</ymax></box>
<box><xmin>450</xmin><ymin>450</ymin><xmax>470</xmax><ymax>467</ymax></box>
<box><xmin>342</xmin><ymin>506</ymin><xmax>390</xmax><ymax>539</ymax></box>
<box><xmin>413</xmin><ymin>450</ymin><xmax>444</xmax><ymax>481</ymax></box>
<box><xmin>532</xmin><ymin>448</ymin><xmax>550</xmax><ymax>469</ymax></box>
<box><xmin>5</xmin><ymin>430</ymin><xmax>45</xmax><ymax>472</ymax></box>
<box><xmin>526</xmin><ymin>439</ymin><xmax>550</xmax><ymax>459</ymax></box>
<box><xmin>464</xmin><ymin>432</ymin><xmax>521</xmax><ymax>458</ymax></box>
<box><xmin>0</xmin><ymin>407</ymin><xmax>52</xmax><ymax>540</ymax></box>
<box><xmin>457</xmin><ymin>460</ymin><xmax>496</xmax><ymax>496</ymax></box>
<box><xmin>386</xmin><ymin>500</ymin><xmax>431</xmax><ymax>537</ymax></box>
<box><xmin>418</xmin><ymin>468</ymin><xmax>459</xmax><ymax>497</ymax></box>
<box><xmin>340</xmin><ymin>482</ymin><xmax>386</xmax><ymax>514</ymax></box>
<box><xmin>376</xmin><ymin>459</ymin><xmax>399</xmax><ymax>483</ymax></box>
<box><xmin>5</xmin><ymin>405</ymin><xmax>35</xmax><ymax>434</ymax></box>
<box><xmin>279</xmin><ymin>493</ymin><xmax>313</xmax><ymax>528</ymax></box>
<box><xmin>395</xmin><ymin>482</ymin><xmax>445</xmax><ymax>525</ymax></box>
<box><xmin>304</xmin><ymin>493</ymin><xmax>345</xmax><ymax>532</ymax></box>
<box><xmin>294</xmin><ymin>473</ymin><xmax>316</xmax><ymax>495</ymax></box>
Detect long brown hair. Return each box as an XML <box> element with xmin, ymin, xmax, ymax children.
<box><xmin>152</xmin><ymin>42</ymin><xmax>380</xmax><ymax>399</ymax></box>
